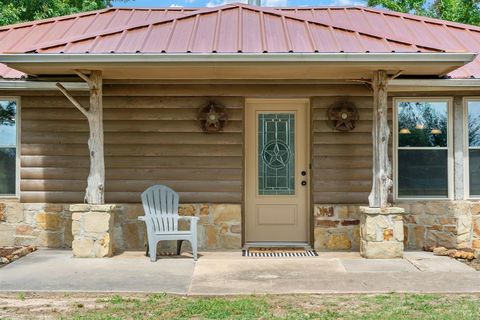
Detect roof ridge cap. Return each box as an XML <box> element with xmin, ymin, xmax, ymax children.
<box><xmin>0</xmin><ymin>8</ymin><xmax>113</xmax><ymax>31</ymax></box>
<box><xmin>17</xmin><ymin>4</ymin><xmax>239</xmax><ymax>53</ymax></box>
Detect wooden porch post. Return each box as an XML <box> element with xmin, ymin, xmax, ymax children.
<box><xmin>56</xmin><ymin>70</ymin><xmax>105</xmax><ymax>204</ymax></box>
<box><xmin>368</xmin><ymin>70</ymin><xmax>392</xmax><ymax>209</ymax></box>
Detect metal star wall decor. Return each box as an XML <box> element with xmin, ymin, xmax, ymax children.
<box><xmin>327</xmin><ymin>101</ymin><xmax>359</xmax><ymax>132</ymax></box>
<box><xmin>198</xmin><ymin>103</ymin><xmax>228</xmax><ymax>133</ymax></box>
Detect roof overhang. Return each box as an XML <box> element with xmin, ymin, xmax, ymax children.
<box><xmin>0</xmin><ymin>53</ymin><xmax>475</xmax><ymax>80</ymax></box>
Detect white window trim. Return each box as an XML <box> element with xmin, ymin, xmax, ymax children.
<box><xmin>0</xmin><ymin>96</ymin><xmax>20</xmax><ymax>199</ymax></box>
<box><xmin>393</xmin><ymin>97</ymin><xmax>454</xmax><ymax>201</ymax></box>
<box><xmin>464</xmin><ymin>97</ymin><xmax>480</xmax><ymax>200</ymax></box>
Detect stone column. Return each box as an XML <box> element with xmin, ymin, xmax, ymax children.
<box><xmin>360</xmin><ymin>206</ymin><xmax>405</xmax><ymax>259</ymax></box>
<box><xmin>70</xmin><ymin>204</ymin><xmax>118</xmax><ymax>258</ymax></box>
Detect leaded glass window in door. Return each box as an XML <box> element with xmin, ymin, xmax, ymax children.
<box><xmin>258</xmin><ymin>113</ymin><xmax>295</xmax><ymax>195</ymax></box>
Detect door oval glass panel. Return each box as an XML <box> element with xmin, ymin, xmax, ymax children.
<box><xmin>258</xmin><ymin>113</ymin><xmax>295</xmax><ymax>195</ymax></box>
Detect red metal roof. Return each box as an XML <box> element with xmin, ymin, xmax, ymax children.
<box><xmin>0</xmin><ymin>4</ymin><xmax>479</xmax><ymax>79</ymax></box>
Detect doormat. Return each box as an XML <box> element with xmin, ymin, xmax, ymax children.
<box><xmin>242</xmin><ymin>247</ymin><xmax>318</xmax><ymax>257</ymax></box>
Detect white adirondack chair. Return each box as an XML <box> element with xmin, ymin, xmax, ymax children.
<box><xmin>138</xmin><ymin>185</ymin><xmax>199</xmax><ymax>261</ymax></box>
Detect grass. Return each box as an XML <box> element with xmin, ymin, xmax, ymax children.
<box><xmin>62</xmin><ymin>293</ymin><xmax>480</xmax><ymax>320</ymax></box>
<box><xmin>1</xmin><ymin>293</ymin><xmax>479</xmax><ymax>319</ymax></box>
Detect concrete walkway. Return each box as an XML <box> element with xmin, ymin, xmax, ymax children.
<box><xmin>0</xmin><ymin>249</ymin><xmax>479</xmax><ymax>295</ymax></box>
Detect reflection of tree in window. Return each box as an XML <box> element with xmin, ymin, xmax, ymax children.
<box><xmin>398</xmin><ymin>102</ymin><xmax>447</xmax><ymax>147</ymax></box>
<box><xmin>0</xmin><ymin>100</ymin><xmax>15</xmax><ymax>126</ymax></box>
<box><xmin>469</xmin><ymin>113</ymin><xmax>480</xmax><ymax>146</ymax></box>
<box><xmin>0</xmin><ymin>100</ymin><xmax>16</xmax><ymax>195</ymax></box>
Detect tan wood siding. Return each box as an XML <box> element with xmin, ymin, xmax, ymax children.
<box><xmin>21</xmin><ymin>96</ymin><xmax>244</xmax><ymax>203</ymax></box>
<box><xmin>312</xmin><ymin>96</ymin><xmax>374</xmax><ymax>204</ymax></box>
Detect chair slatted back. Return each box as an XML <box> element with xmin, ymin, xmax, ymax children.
<box><xmin>141</xmin><ymin>185</ymin><xmax>179</xmax><ymax>233</ymax></box>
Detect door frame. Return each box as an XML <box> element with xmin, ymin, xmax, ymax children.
<box><xmin>243</xmin><ymin>98</ymin><xmax>311</xmax><ymax>245</ymax></box>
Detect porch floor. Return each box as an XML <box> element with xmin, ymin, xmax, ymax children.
<box><xmin>0</xmin><ymin>249</ymin><xmax>478</xmax><ymax>295</ymax></box>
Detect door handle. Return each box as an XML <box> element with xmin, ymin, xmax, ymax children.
<box><xmin>301</xmin><ymin>181</ymin><xmax>307</xmax><ymax>186</ymax></box>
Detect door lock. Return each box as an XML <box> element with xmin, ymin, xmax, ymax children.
<box><xmin>301</xmin><ymin>171</ymin><xmax>307</xmax><ymax>176</ymax></box>
<box><xmin>301</xmin><ymin>181</ymin><xmax>307</xmax><ymax>186</ymax></box>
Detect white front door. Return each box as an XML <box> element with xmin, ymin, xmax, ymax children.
<box><xmin>245</xmin><ymin>99</ymin><xmax>309</xmax><ymax>243</ymax></box>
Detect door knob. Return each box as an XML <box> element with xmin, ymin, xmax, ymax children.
<box><xmin>301</xmin><ymin>181</ymin><xmax>307</xmax><ymax>186</ymax></box>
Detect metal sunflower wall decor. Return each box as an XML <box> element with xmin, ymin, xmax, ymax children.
<box><xmin>327</xmin><ymin>101</ymin><xmax>359</xmax><ymax>132</ymax></box>
<box><xmin>198</xmin><ymin>103</ymin><xmax>228</xmax><ymax>133</ymax></box>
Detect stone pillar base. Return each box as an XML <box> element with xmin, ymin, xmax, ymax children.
<box><xmin>360</xmin><ymin>206</ymin><xmax>405</xmax><ymax>259</ymax></box>
<box><xmin>70</xmin><ymin>204</ymin><xmax>118</xmax><ymax>258</ymax></box>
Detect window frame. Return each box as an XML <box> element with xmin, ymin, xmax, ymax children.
<box><xmin>464</xmin><ymin>97</ymin><xmax>480</xmax><ymax>200</ymax></box>
<box><xmin>0</xmin><ymin>96</ymin><xmax>20</xmax><ymax>198</ymax></box>
<box><xmin>393</xmin><ymin>97</ymin><xmax>454</xmax><ymax>201</ymax></box>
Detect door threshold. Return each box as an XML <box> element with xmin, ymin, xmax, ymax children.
<box><xmin>243</xmin><ymin>242</ymin><xmax>311</xmax><ymax>250</ymax></box>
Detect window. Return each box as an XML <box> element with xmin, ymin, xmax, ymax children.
<box><xmin>0</xmin><ymin>98</ymin><xmax>18</xmax><ymax>196</ymax></box>
<box><xmin>394</xmin><ymin>99</ymin><xmax>452</xmax><ymax>199</ymax></box>
<box><xmin>467</xmin><ymin>99</ymin><xmax>480</xmax><ymax>198</ymax></box>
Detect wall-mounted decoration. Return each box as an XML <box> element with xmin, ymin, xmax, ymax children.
<box><xmin>327</xmin><ymin>101</ymin><xmax>359</xmax><ymax>132</ymax></box>
<box><xmin>198</xmin><ymin>103</ymin><xmax>228</xmax><ymax>133</ymax></box>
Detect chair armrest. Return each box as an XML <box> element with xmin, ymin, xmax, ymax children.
<box><xmin>138</xmin><ymin>216</ymin><xmax>146</xmax><ymax>222</ymax></box>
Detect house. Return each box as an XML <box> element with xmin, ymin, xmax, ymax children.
<box><xmin>0</xmin><ymin>3</ymin><xmax>479</xmax><ymax>258</ymax></box>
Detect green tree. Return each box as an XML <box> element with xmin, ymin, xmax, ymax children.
<box><xmin>368</xmin><ymin>0</ymin><xmax>480</xmax><ymax>25</ymax></box>
<box><xmin>0</xmin><ymin>0</ymin><xmax>126</xmax><ymax>26</ymax></box>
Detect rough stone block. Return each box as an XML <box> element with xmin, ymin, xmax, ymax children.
<box><xmin>15</xmin><ymin>224</ymin><xmax>34</xmax><ymax>236</ymax></box>
<box><xmin>122</xmin><ymin>222</ymin><xmax>141</xmax><ymax>249</ymax></box>
<box><xmin>360</xmin><ymin>240</ymin><xmax>403</xmax><ymax>259</ymax></box>
<box><xmin>212</xmin><ymin>204</ymin><xmax>241</xmax><ymax>224</ymax></box>
<box><xmin>14</xmin><ymin>235</ymin><xmax>37</xmax><ymax>246</ymax></box>
<box><xmin>0</xmin><ymin>224</ymin><xmax>15</xmax><ymax>246</ymax></box>
<box><xmin>220</xmin><ymin>234</ymin><xmax>241</xmax><ymax>249</ymax></box>
<box><xmin>83</xmin><ymin>213</ymin><xmax>112</xmax><ymax>234</ymax></box>
<box><xmin>4</xmin><ymin>203</ymin><xmax>23</xmax><ymax>223</ymax></box>
<box><xmin>315</xmin><ymin>206</ymin><xmax>334</xmax><ymax>218</ymax></box>
<box><xmin>93</xmin><ymin>233</ymin><xmax>112</xmax><ymax>257</ymax></box>
<box><xmin>314</xmin><ymin>227</ymin><xmax>329</xmax><ymax>250</ymax></box>
<box><xmin>72</xmin><ymin>238</ymin><xmax>94</xmax><ymax>257</ymax></box>
<box><xmin>205</xmin><ymin>225</ymin><xmax>218</xmax><ymax>248</ymax></box>
<box><xmin>36</xmin><ymin>213</ymin><xmax>61</xmax><ymax>231</ymax></box>
<box><xmin>38</xmin><ymin>232</ymin><xmax>63</xmax><ymax>248</ymax></box>
<box><xmin>315</xmin><ymin>220</ymin><xmax>339</xmax><ymax>228</ymax></box>
<box><xmin>230</xmin><ymin>224</ymin><xmax>241</xmax><ymax>234</ymax></box>
<box><xmin>327</xmin><ymin>233</ymin><xmax>351</xmax><ymax>250</ymax></box>
<box><xmin>69</xmin><ymin>204</ymin><xmax>91</xmax><ymax>212</ymax></box>
<box><xmin>178</xmin><ymin>204</ymin><xmax>198</xmax><ymax>216</ymax></box>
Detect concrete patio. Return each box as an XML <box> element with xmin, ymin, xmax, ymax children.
<box><xmin>0</xmin><ymin>249</ymin><xmax>479</xmax><ymax>295</ymax></box>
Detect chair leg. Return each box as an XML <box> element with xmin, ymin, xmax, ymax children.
<box><xmin>177</xmin><ymin>240</ymin><xmax>184</xmax><ymax>256</ymax></box>
<box><xmin>149</xmin><ymin>240</ymin><xmax>157</xmax><ymax>262</ymax></box>
<box><xmin>191</xmin><ymin>237</ymin><xmax>198</xmax><ymax>261</ymax></box>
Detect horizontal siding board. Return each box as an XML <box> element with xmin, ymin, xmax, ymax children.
<box><xmin>313</xmin><ymin>120</ymin><xmax>372</xmax><ymax>133</ymax></box>
<box><xmin>21</xmin><ymin>179</ymin><xmax>241</xmax><ymax>193</ymax></box>
<box><xmin>22</xmin><ymin>96</ymin><xmax>244</xmax><ymax>109</ymax></box>
<box><xmin>312</xmin><ymin>96</ymin><xmax>374</xmax><ymax>204</ymax></box>
<box><xmin>22</xmin><ymin>108</ymin><xmax>243</xmax><ymax>121</ymax></box>
<box><xmin>21</xmin><ymin>144</ymin><xmax>242</xmax><ymax>156</ymax></box>
<box><xmin>20</xmin><ymin>191</ymin><xmax>242</xmax><ymax>203</ymax></box>
<box><xmin>20</xmin><ymin>96</ymin><xmax>245</xmax><ymax>203</ymax></box>
<box><xmin>22</xmin><ymin>120</ymin><xmax>243</xmax><ymax>133</ymax></box>
<box><xmin>313</xmin><ymin>132</ymin><xmax>372</xmax><ymax>145</ymax></box>
<box><xmin>313</xmin><ymin>192</ymin><xmax>370</xmax><ymax>204</ymax></box>
<box><xmin>21</xmin><ymin>168</ymin><xmax>242</xmax><ymax>180</ymax></box>
<box><xmin>22</xmin><ymin>132</ymin><xmax>242</xmax><ymax>145</ymax></box>
<box><xmin>21</xmin><ymin>156</ymin><xmax>243</xmax><ymax>169</ymax></box>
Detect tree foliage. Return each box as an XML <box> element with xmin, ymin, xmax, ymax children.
<box><xmin>368</xmin><ymin>0</ymin><xmax>480</xmax><ymax>26</ymax></box>
<box><xmin>0</xmin><ymin>0</ymin><xmax>122</xmax><ymax>26</ymax></box>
